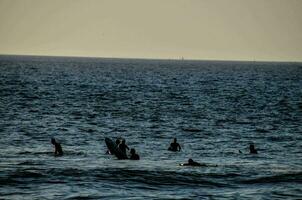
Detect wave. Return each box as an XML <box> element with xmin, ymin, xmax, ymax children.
<box><xmin>4</xmin><ymin>166</ymin><xmax>301</xmax><ymax>189</ymax></box>
<box><xmin>255</xmin><ymin>128</ymin><xmax>270</xmax><ymax>133</ymax></box>
<box><xmin>65</xmin><ymin>195</ymin><xmax>99</xmax><ymax>200</ymax></box>
<box><xmin>17</xmin><ymin>151</ymin><xmax>86</xmax><ymax>156</ymax></box>
<box><xmin>13</xmin><ymin>171</ymin><xmax>45</xmax><ymax>178</ymax></box>
<box><xmin>17</xmin><ymin>161</ymin><xmax>44</xmax><ymax>166</ymax></box>
<box><xmin>3</xmin><ymin>167</ymin><xmax>233</xmax><ymax>188</ymax></box>
<box><xmin>95</xmin><ymin>169</ymin><xmax>228</xmax><ymax>187</ymax></box>
<box><xmin>0</xmin><ymin>177</ymin><xmax>22</xmax><ymax>186</ymax></box>
<box><xmin>18</xmin><ymin>151</ymin><xmax>53</xmax><ymax>155</ymax></box>
<box><xmin>240</xmin><ymin>172</ymin><xmax>302</xmax><ymax>184</ymax></box>
<box><xmin>181</xmin><ymin>128</ymin><xmax>202</xmax><ymax>133</ymax></box>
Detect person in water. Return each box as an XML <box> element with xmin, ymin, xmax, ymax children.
<box><xmin>168</xmin><ymin>138</ymin><xmax>181</xmax><ymax>151</ymax></box>
<box><xmin>51</xmin><ymin>138</ymin><xmax>63</xmax><ymax>156</ymax></box>
<box><xmin>130</xmin><ymin>148</ymin><xmax>140</xmax><ymax>160</ymax></box>
<box><xmin>249</xmin><ymin>144</ymin><xmax>258</xmax><ymax>154</ymax></box>
<box><xmin>181</xmin><ymin>158</ymin><xmax>205</xmax><ymax>166</ymax></box>
<box><xmin>116</xmin><ymin>139</ymin><xmax>121</xmax><ymax>145</ymax></box>
<box><xmin>118</xmin><ymin>139</ymin><xmax>129</xmax><ymax>155</ymax></box>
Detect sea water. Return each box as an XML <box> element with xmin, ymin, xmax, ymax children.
<box><xmin>0</xmin><ymin>56</ymin><xmax>301</xmax><ymax>199</ymax></box>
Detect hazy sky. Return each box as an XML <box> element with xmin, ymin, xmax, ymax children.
<box><xmin>0</xmin><ymin>0</ymin><xmax>301</xmax><ymax>61</ymax></box>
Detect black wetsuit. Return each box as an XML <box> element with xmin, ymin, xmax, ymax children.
<box><xmin>55</xmin><ymin>143</ymin><xmax>63</xmax><ymax>156</ymax></box>
<box><xmin>169</xmin><ymin>142</ymin><xmax>181</xmax><ymax>151</ymax></box>
<box><xmin>118</xmin><ymin>143</ymin><xmax>129</xmax><ymax>155</ymax></box>
<box><xmin>250</xmin><ymin>149</ymin><xmax>258</xmax><ymax>154</ymax></box>
<box><xmin>249</xmin><ymin>145</ymin><xmax>258</xmax><ymax>154</ymax></box>
<box><xmin>130</xmin><ymin>153</ymin><xmax>140</xmax><ymax>160</ymax></box>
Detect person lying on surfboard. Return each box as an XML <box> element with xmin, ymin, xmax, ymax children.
<box><xmin>180</xmin><ymin>158</ymin><xmax>206</xmax><ymax>166</ymax></box>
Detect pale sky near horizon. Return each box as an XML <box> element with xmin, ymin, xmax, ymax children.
<box><xmin>0</xmin><ymin>0</ymin><xmax>301</xmax><ymax>61</ymax></box>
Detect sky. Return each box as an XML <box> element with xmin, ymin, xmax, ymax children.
<box><xmin>0</xmin><ymin>0</ymin><xmax>301</xmax><ymax>61</ymax></box>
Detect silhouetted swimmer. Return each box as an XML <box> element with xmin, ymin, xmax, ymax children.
<box><xmin>118</xmin><ymin>139</ymin><xmax>129</xmax><ymax>155</ymax></box>
<box><xmin>168</xmin><ymin>138</ymin><xmax>181</xmax><ymax>152</ymax></box>
<box><xmin>51</xmin><ymin>138</ymin><xmax>63</xmax><ymax>156</ymax></box>
<box><xmin>130</xmin><ymin>148</ymin><xmax>140</xmax><ymax>160</ymax></box>
<box><xmin>249</xmin><ymin>144</ymin><xmax>258</xmax><ymax>154</ymax></box>
<box><xmin>181</xmin><ymin>159</ymin><xmax>206</xmax><ymax>166</ymax></box>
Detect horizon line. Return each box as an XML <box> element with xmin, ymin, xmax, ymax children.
<box><xmin>0</xmin><ymin>53</ymin><xmax>301</xmax><ymax>64</ymax></box>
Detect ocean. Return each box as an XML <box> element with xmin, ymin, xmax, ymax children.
<box><xmin>0</xmin><ymin>55</ymin><xmax>301</xmax><ymax>199</ymax></box>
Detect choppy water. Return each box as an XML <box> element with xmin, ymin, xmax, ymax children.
<box><xmin>0</xmin><ymin>55</ymin><xmax>302</xmax><ymax>199</ymax></box>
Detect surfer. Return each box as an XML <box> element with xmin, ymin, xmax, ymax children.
<box><xmin>249</xmin><ymin>144</ymin><xmax>258</xmax><ymax>154</ymax></box>
<box><xmin>168</xmin><ymin>138</ymin><xmax>181</xmax><ymax>152</ymax></box>
<box><xmin>51</xmin><ymin>138</ymin><xmax>63</xmax><ymax>156</ymax></box>
<box><xmin>181</xmin><ymin>158</ymin><xmax>206</xmax><ymax>166</ymax></box>
<box><xmin>118</xmin><ymin>139</ymin><xmax>129</xmax><ymax>155</ymax></box>
<box><xmin>130</xmin><ymin>148</ymin><xmax>140</xmax><ymax>160</ymax></box>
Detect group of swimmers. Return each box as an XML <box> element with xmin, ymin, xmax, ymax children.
<box><xmin>51</xmin><ymin>137</ymin><xmax>258</xmax><ymax>166</ymax></box>
<box><xmin>106</xmin><ymin>138</ymin><xmax>140</xmax><ymax>160</ymax></box>
<box><xmin>51</xmin><ymin>137</ymin><xmax>139</xmax><ymax>160</ymax></box>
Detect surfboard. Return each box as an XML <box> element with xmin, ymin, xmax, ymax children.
<box><xmin>179</xmin><ymin>163</ymin><xmax>217</xmax><ymax>167</ymax></box>
<box><xmin>105</xmin><ymin>137</ymin><xmax>128</xmax><ymax>159</ymax></box>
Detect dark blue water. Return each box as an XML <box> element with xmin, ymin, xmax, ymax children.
<box><xmin>0</xmin><ymin>55</ymin><xmax>302</xmax><ymax>199</ymax></box>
